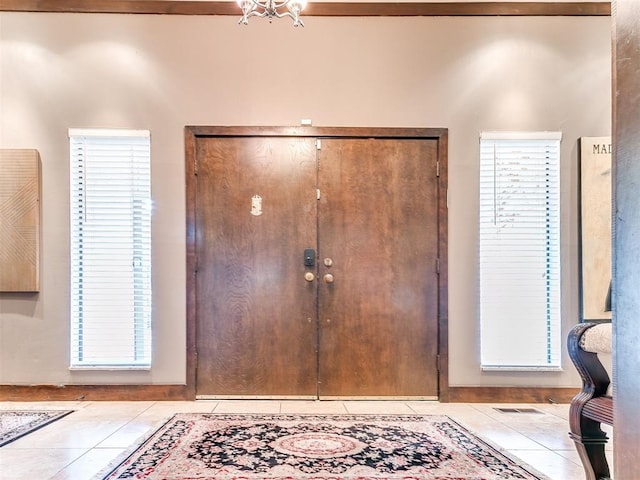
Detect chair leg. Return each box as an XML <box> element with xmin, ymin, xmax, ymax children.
<box><xmin>569</xmin><ymin>417</ymin><xmax>611</xmax><ymax>480</ymax></box>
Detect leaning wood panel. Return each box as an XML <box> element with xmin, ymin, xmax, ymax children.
<box><xmin>613</xmin><ymin>0</ymin><xmax>640</xmax><ymax>477</ymax></box>
<box><xmin>0</xmin><ymin>149</ymin><xmax>41</xmax><ymax>292</ymax></box>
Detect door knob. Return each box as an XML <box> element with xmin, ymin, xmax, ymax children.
<box><xmin>304</xmin><ymin>272</ymin><xmax>315</xmax><ymax>282</ymax></box>
<box><xmin>323</xmin><ymin>273</ymin><xmax>335</xmax><ymax>284</ymax></box>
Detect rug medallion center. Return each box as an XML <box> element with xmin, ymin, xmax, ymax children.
<box><xmin>272</xmin><ymin>432</ymin><xmax>365</xmax><ymax>458</ymax></box>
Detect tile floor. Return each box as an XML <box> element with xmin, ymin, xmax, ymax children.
<box><xmin>0</xmin><ymin>400</ymin><xmax>612</xmax><ymax>479</ymax></box>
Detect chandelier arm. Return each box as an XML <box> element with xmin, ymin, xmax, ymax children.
<box><xmin>238</xmin><ymin>8</ymin><xmax>268</xmax><ymax>24</ymax></box>
<box><xmin>273</xmin><ymin>10</ymin><xmax>304</xmax><ymax>26</ymax></box>
<box><xmin>248</xmin><ymin>9</ymin><xmax>270</xmax><ymax>19</ymax></box>
<box><xmin>271</xmin><ymin>10</ymin><xmax>293</xmax><ymax>19</ymax></box>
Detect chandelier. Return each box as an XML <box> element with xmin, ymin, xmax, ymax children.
<box><xmin>237</xmin><ymin>0</ymin><xmax>308</xmax><ymax>27</ymax></box>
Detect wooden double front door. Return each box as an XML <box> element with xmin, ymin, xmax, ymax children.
<box><xmin>186</xmin><ymin>127</ymin><xmax>447</xmax><ymax>399</ymax></box>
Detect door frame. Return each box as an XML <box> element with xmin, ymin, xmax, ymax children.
<box><xmin>185</xmin><ymin>126</ymin><xmax>449</xmax><ymax>401</ymax></box>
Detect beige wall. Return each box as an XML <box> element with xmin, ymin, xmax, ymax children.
<box><xmin>0</xmin><ymin>12</ymin><xmax>611</xmax><ymax>387</ymax></box>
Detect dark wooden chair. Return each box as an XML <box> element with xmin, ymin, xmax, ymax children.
<box><xmin>567</xmin><ymin>322</ymin><xmax>613</xmax><ymax>480</ymax></box>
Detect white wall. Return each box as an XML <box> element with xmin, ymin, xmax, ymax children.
<box><xmin>0</xmin><ymin>12</ymin><xmax>611</xmax><ymax>387</ymax></box>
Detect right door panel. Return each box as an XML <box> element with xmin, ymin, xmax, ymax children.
<box><xmin>317</xmin><ymin>138</ymin><xmax>440</xmax><ymax>398</ymax></box>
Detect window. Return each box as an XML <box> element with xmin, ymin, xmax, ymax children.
<box><xmin>479</xmin><ymin>131</ymin><xmax>561</xmax><ymax>370</ymax></box>
<box><xmin>69</xmin><ymin>129</ymin><xmax>152</xmax><ymax>368</ymax></box>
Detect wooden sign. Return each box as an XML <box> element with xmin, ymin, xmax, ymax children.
<box><xmin>580</xmin><ymin>137</ymin><xmax>612</xmax><ymax>320</ymax></box>
<box><xmin>0</xmin><ymin>149</ymin><xmax>41</xmax><ymax>292</ymax></box>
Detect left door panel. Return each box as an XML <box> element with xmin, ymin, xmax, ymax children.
<box><xmin>195</xmin><ymin>136</ymin><xmax>318</xmax><ymax>397</ymax></box>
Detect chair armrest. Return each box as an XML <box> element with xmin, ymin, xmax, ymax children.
<box><xmin>580</xmin><ymin>322</ymin><xmax>612</xmax><ymax>354</ymax></box>
<box><xmin>568</xmin><ymin>322</ymin><xmax>611</xmax><ymax>399</ymax></box>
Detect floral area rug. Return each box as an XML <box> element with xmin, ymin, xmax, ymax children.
<box><xmin>0</xmin><ymin>410</ymin><xmax>73</xmax><ymax>447</ymax></box>
<box><xmin>102</xmin><ymin>414</ymin><xmax>549</xmax><ymax>479</ymax></box>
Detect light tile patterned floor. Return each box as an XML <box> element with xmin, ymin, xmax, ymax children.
<box><xmin>0</xmin><ymin>400</ymin><xmax>612</xmax><ymax>479</ymax></box>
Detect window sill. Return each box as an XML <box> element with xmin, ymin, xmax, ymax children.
<box><xmin>481</xmin><ymin>366</ymin><xmax>563</xmax><ymax>372</ymax></box>
<box><xmin>69</xmin><ymin>365</ymin><xmax>151</xmax><ymax>371</ymax></box>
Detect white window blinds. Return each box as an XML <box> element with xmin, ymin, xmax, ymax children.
<box><xmin>479</xmin><ymin>131</ymin><xmax>562</xmax><ymax>370</ymax></box>
<box><xmin>69</xmin><ymin>129</ymin><xmax>152</xmax><ymax>368</ymax></box>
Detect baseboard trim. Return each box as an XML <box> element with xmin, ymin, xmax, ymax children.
<box><xmin>0</xmin><ymin>384</ymin><xmax>579</xmax><ymax>403</ymax></box>
<box><xmin>447</xmin><ymin>386</ymin><xmax>579</xmax><ymax>403</ymax></box>
<box><xmin>0</xmin><ymin>384</ymin><xmax>190</xmax><ymax>401</ymax></box>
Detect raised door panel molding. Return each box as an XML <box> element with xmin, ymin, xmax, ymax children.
<box><xmin>0</xmin><ymin>149</ymin><xmax>41</xmax><ymax>292</ymax></box>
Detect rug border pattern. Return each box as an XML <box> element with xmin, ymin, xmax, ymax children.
<box><xmin>0</xmin><ymin>409</ymin><xmax>74</xmax><ymax>447</ymax></box>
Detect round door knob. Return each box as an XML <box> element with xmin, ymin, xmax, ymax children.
<box><xmin>304</xmin><ymin>272</ymin><xmax>315</xmax><ymax>282</ymax></box>
<box><xmin>323</xmin><ymin>273</ymin><xmax>335</xmax><ymax>284</ymax></box>
<box><xmin>323</xmin><ymin>258</ymin><xmax>333</xmax><ymax>267</ymax></box>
